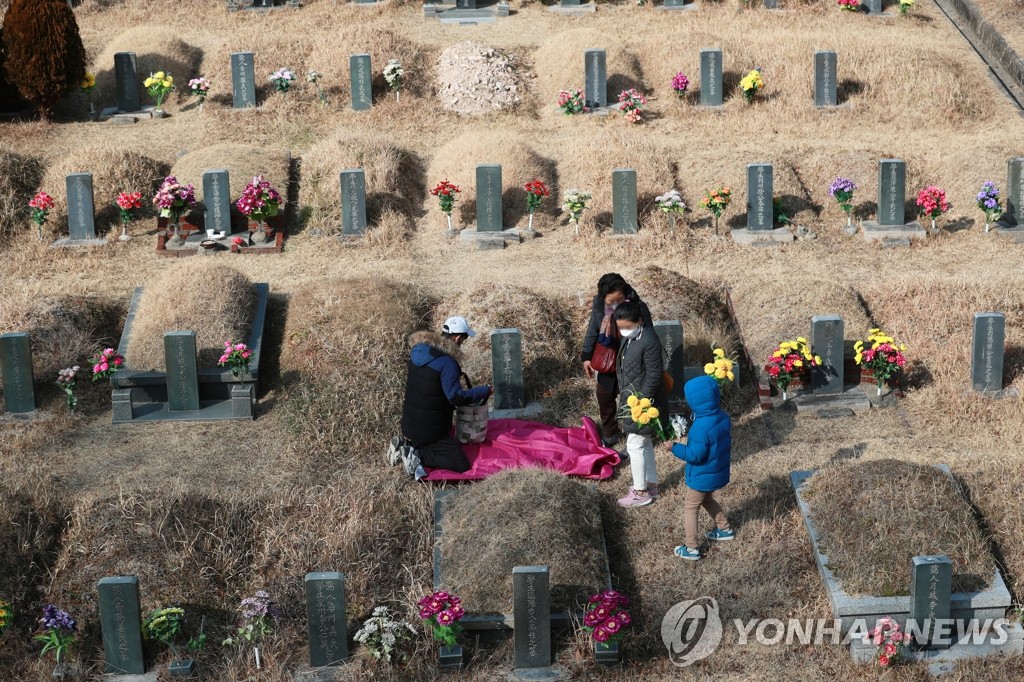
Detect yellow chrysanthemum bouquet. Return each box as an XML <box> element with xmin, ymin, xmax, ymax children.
<box><xmin>619</xmin><ymin>393</ymin><xmax>674</xmax><ymax>441</ymax></box>
<box><xmin>0</xmin><ymin>597</ymin><xmax>11</xmax><ymax>632</ymax></box>
<box><xmin>143</xmin><ymin>70</ymin><xmax>175</xmax><ymax>109</ymax></box>
<box><xmin>739</xmin><ymin>68</ymin><xmax>764</xmax><ymax>104</ymax></box>
<box><xmin>854</xmin><ymin>328</ymin><xmax>907</xmax><ymax>394</ymax></box>
<box><xmin>704</xmin><ymin>347</ymin><xmax>736</xmax><ymax>387</ymax></box>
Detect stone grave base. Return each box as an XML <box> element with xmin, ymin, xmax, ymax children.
<box><xmin>425</xmin><ymin>3</ymin><xmax>510</xmax><ymax>23</ymax></box>
<box><xmin>0</xmin><ymin>409</ymin><xmax>50</xmax><ymax>423</ymax></box>
<box><xmin>99</xmin><ymin>106</ymin><xmax>160</xmax><ymax>124</ymax></box>
<box><xmin>992</xmin><ymin>223</ymin><xmax>1024</xmax><ymax>243</ymax></box>
<box><xmin>227</xmin><ymin>0</ymin><xmax>301</xmax><ymax>10</ymax></box>
<box><xmin>861</xmin><ymin>220</ymin><xmax>926</xmax><ymax>242</ymax></box>
<box><xmin>968</xmin><ymin>386</ymin><xmax>1021</xmax><ymax>400</ymax></box>
<box><xmin>352</xmin><ymin>0</ymin><xmax>389</xmax><ymax>5</ymax></box>
<box><xmin>293</xmin><ymin>667</ymin><xmax>346</xmax><ymax>682</ymax></box>
<box><xmin>862</xmin><ymin>382</ymin><xmax>899</xmax><ymax>409</ymax></box>
<box><xmin>656</xmin><ymin>1</ymin><xmax>698</xmax><ymax>9</ymax></box>
<box><xmin>791</xmin><ymin>467</ymin><xmax>1014</xmax><ymax>634</ymax></box>
<box><xmin>548</xmin><ymin>2</ymin><xmax>596</xmax><ymax>14</ymax></box>
<box><xmin>731</xmin><ymin>227</ymin><xmax>795</xmax><ymax>245</ymax></box>
<box><xmin>101</xmin><ymin>673</ymin><xmax>159</xmax><ymax>682</ymax></box>
<box><xmin>511</xmin><ymin>668</ymin><xmax>566</xmax><ymax>680</ymax></box>
<box><xmin>584</xmin><ymin>104</ymin><xmax>620</xmax><ymax>117</ymax></box>
<box><xmin>814</xmin><ymin>102</ymin><xmax>854</xmax><ymax>112</ymax></box>
<box><xmin>156</xmin><ymin>214</ymin><xmax>286</xmax><ymax>257</ymax></box>
<box><xmin>459</xmin><ymin>228</ymin><xmax>524</xmax><ymax>250</ymax></box>
<box><xmin>490</xmin><ymin>402</ymin><xmax>544</xmax><ymax>420</ymax></box>
<box><xmin>51</xmin><ymin>237</ymin><xmax>107</xmax><ymax>249</ymax></box>
<box><xmin>792</xmin><ymin>386</ymin><xmax>872</xmax><ymax>418</ymax></box>
<box><xmin>849</xmin><ymin>623</ymin><xmax>1023</xmax><ymax>674</ymax></box>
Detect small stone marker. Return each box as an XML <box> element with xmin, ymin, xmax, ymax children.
<box><xmin>114</xmin><ymin>52</ymin><xmax>140</xmax><ymax>112</ymax></box>
<box><xmin>863</xmin><ymin>0</ymin><xmax>882</xmax><ymax>13</ymax></box>
<box><xmin>304</xmin><ymin>572</ymin><xmax>349</xmax><ymax>667</ymax></box>
<box><xmin>811</xmin><ymin>315</ymin><xmax>844</xmax><ymax>394</ymax></box>
<box><xmin>0</xmin><ymin>332</ymin><xmax>36</xmax><ymax>414</ymax></box>
<box><xmin>202</xmin><ymin>169</ymin><xmax>232</xmax><ymax>235</ymax></box>
<box><xmin>1005</xmin><ymin>157</ymin><xmax>1024</xmax><ymax>226</ymax></box>
<box><xmin>612</xmin><ymin>168</ymin><xmax>638</xmax><ymax>234</ymax></box>
<box><xmin>878</xmin><ymin>159</ymin><xmax>906</xmax><ymax>226</ymax></box>
<box><xmin>456</xmin><ymin>0</ymin><xmax>477</xmax><ymax>7</ymax></box>
<box><xmin>231</xmin><ymin>52</ymin><xmax>257</xmax><ymax>108</ymax></box>
<box><xmin>512</xmin><ymin>566</ymin><xmax>551</xmax><ymax>669</ymax></box>
<box><xmin>814</xmin><ymin>51</ymin><xmax>837</xmax><ymax>107</ymax></box>
<box><xmin>971</xmin><ymin>312</ymin><xmax>1005</xmax><ymax>393</ymax></box>
<box><xmin>746</xmin><ymin>163</ymin><xmax>773</xmax><ymax>230</ymax></box>
<box><xmin>98</xmin><ymin>576</ymin><xmax>145</xmax><ymax>674</ymax></box>
<box><xmin>561</xmin><ymin>0</ymin><xmax>581</xmax><ymax>4</ymax></box>
<box><xmin>476</xmin><ymin>164</ymin><xmax>503</xmax><ymax>232</ymax></box>
<box><xmin>584</xmin><ymin>49</ymin><xmax>607</xmax><ymax>109</ymax></box>
<box><xmin>164</xmin><ymin>331</ymin><xmax>200</xmax><ymax>412</ymax></box>
<box><xmin>340</xmin><ymin>168</ymin><xmax>368</xmax><ymax>236</ymax></box>
<box><xmin>66</xmin><ymin>172</ymin><xmax>97</xmax><ymax>240</ymax></box>
<box><xmin>654</xmin><ymin>321</ymin><xmax>684</xmax><ymax>404</ymax></box>
<box><xmin>664</xmin><ymin>0</ymin><xmax>686</xmax><ymax>5</ymax></box>
<box><xmin>700</xmin><ymin>49</ymin><xmax>723</xmax><ymax>107</ymax></box>
<box><xmin>350</xmin><ymin>54</ymin><xmax>372</xmax><ymax>111</ymax></box>
<box><xmin>909</xmin><ymin>555</ymin><xmax>953</xmax><ymax>649</ymax></box>
<box><xmin>491</xmin><ymin>328</ymin><xmax>524</xmax><ymax>410</ymax></box>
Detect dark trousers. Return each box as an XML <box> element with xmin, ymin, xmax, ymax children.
<box><xmin>416</xmin><ymin>436</ymin><xmax>471</xmax><ymax>473</ymax></box>
<box><xmin>595</xmin><ymin>378</ymin><xmax>621</xmax><ymax>441</ymax></box>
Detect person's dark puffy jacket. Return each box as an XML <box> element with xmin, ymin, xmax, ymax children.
<box><xmin>580</xmin><ymin>287</ymin><xmax>654</xmax><ymax>366</ymax></box>
<box><xmin>615</xmin><ymin>325</ymin><xmax>667</xmax><ymax>435</ymax></box>
<box><xmin>671</xmin><ymin>376</ymin><xmax>731</xmax><ymax>492</ymax></box>
<box><xmin>400</xmin><ymin>331</ymin><xmax>490</xmax><ymax>446</ymax></box>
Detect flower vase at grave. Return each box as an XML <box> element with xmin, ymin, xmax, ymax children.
<box><xmin>526</xmin><ymin>211</ymin><xmax>537</xmax><ymax>234</ymax></box>
<box><xmin>930</xmin><ymin>218</ymin><xmax>937</xmax><ymax>234</ymax></box>
<box><xmin>670</xmin><ymin>214</ymin><xmax>677</xmax><ymax>234</ymax></box>
<box><xmin>445</xmin><ymin>213</ymin><xmax>455</xmax><ymax>237</ymax></box>
<box><xmin>168</xmin><ymin>217</ymin><xmax>184</xmax><ymax>245</ymax></box>
<box><xmin>438</xmin><ymin>644</ymin><xmax>463</xmax><ymax>671</ymax></box>
<box><xmin>119</xmin><ymin>223</ymin><xmax>131</xmax><ymax>242</ymax></box>
<box><xmin>250</xmin><ymin>220</ymin><xmax>271</xmax><ymax>244</ymax></box>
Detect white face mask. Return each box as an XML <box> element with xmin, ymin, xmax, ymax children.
<box><xmin>620</xmin><ymin>327</ymin><xmax>638</xmax><ymax>339</ymax></box>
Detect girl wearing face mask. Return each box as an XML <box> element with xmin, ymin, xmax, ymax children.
<box><xmin>612</xmin><ymin>300</ymin><xmax>666</xmax><ymax>508</ymax></box>
<box><xmin>580</xmin><ymin>273</ymin><xmax>654</xmax><ymax>448</ymax></box>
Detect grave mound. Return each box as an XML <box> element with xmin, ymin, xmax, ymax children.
<box><xmin>91</xmin><ymin>25</ymin><xmax>203</xmax><ymax>109</ymax></box>
<box><xmin>306</xmin><ymin>26</ymin><xmax>432</xmax><ymax>98</ymax></box>
<box><xmin>438</xmin><ymin>469</ymin><xmax>607</xmax><ymax>614</ymax></box>
<box><xmin>964</xmin><ymin>462</ymin><xmax>1024</xmax><ymax>597</ymax></box>
<box><xmin>436</xmin><ymin>42</ymin><xmax>524</xmax><ymax>116</ymax></box>
<box><xmin>124</xmin><ymin>262</ymin><xmax>255</xmax><ymax>372</ymax></box>
<box><xmin>533</xmin><ymin>29</ymin><xmax>644</xmax><ymax>103</ymax></box>
<box><xmin>171</xmin><ymin>144</ymin><xmax>291</xmax><ymax>209</ymax></box>
<box><xmin>805</xmin><ymin>459</ymin><xmax>993</xmax><ymax>597</ymax></box>
<box><xmin>0</xmin><ymin>151</ymin><xmax>44</xmax><ymax>244</ymax></box>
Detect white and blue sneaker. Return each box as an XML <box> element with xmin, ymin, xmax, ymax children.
<box><xmin>674</xmin><ymin>545</ymin><xmax>701</xmax><ymax>561</ymax></box>
<box><xmin>401</xmin><ymin>446</ymin><xmax>421</xmax><ymax>478</ymax></box>
<box><xmin>386</xmin><ymin>436</ymin><xmax>407</xmax><ymax>466</ymax></box>
<box><xmin>706</xmin><ymin>528</ymin><xmax>736</xmax><ymax>542</ymax></box>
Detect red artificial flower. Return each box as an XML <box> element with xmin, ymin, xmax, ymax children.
<box><xmin>431</xmin><ymin>179</ymin><xmax>460</xmax><ymax>197</ymax></box>
<box><xmin>524</xmin><ymin>179</ymin><xmax>550</xmax><ymax>197</ymax></box>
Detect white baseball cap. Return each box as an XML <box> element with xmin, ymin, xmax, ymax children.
<box><xmin>443</xmin><ymin>316</ymin><xmax>476</xmax><ymax>337</ymax></box>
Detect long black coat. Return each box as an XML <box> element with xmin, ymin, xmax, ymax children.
<box><xmin>579</xmin><ymin>289</ymin><xmax>654</xmax><ymax>390</ymax></box>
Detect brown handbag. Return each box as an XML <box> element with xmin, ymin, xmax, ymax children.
<box><xmin>591</xmin><ymin>341</ymin><xmax>617</xmax><ymax>375</ymax></box>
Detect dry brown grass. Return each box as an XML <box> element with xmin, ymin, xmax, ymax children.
<box><xmin>962</xmin><ymin>460</ymin><xmax>1024</xmax><ymax>598</ymax></box>
<box><xmin>124</xmin><ymin>262</ymin><xmax>255</xmax><ymax>371</ymax></box>
<box><xmin>0</xmin><ymin>151</ymin><xmax>44</xmax><ymax>243</ymax></box>
<box><xmin>171</xmin><ymin>143</ymin><xmax>290</xmax><ymax>207</ymax></box>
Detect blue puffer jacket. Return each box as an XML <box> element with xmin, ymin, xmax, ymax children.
<box><xmin>671</xmin><ymin>376</ymin><xmax>731</xmax><ymax>492</ymax></box>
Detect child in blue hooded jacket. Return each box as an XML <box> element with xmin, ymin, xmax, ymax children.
<box><xmin>666</xmin><ymin>375</ymin><xmax>734</xmax><ymax>561</ymax></box>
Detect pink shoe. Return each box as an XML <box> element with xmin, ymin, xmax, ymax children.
<box><xmin>617</xmin><ymin>488</ymin><xmax>653</xmax><ymax>508</ymax></box>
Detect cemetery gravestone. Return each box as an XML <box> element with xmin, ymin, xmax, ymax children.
<box><xmin>340</xmin><ymin>169</ymin><xmax>368</xmax><ymax>236</ymax></box>
<box><xmin>231</xmin><ymin>52</ymin><xmax>257</xmax><ymax>109</ymax></box>
<box><xmin>665</xmin><ymin>0</ymin><xmax>686</xmax><ymax>5</ymax></box>
<box><xmin>476</xmin><ymin>164</ymin><xmax>503</xmax><ymax>232</ymax></box>
<box><xmin>66</xmin><ymin>173</ymin><xmax>97</xmax><ymax>241</ymax></box>
<box><xmin>746</xmin><ymin>163</ymin><xmax>773</xmax><ymax>230</ymax></box>
<box><xmin>491</xmin><ymin>328</ymin><xmax>524</xmax><ymax>411</ymax></box>
<box><xmin>584</xmin><ymin>49</ymin><xmax>607</xmax><ymax>109</ymax></box>
<box><xmin>512</xmin><ymin>566</ymin><xmax>551</xmax><ymax>669</ymax></box>
<box><xmin>654</xmin><ymin>321</ymin><xmax>684</xmax><ymax>405</ymax></box>
<box><xmin>350</xmin><ymin>54</ymin><xmax>372</xmax><ymax>111</ymax></box>
<box><xmin>700</xmin><ymin>49</ymin><xmax>723</xmax><ymax>107</ymax></box>
<box><xmin>97</xmin><ymin>576</ymin><xmax>145</xmax><ymax>674</ymax></box>
<box><xmin>1005</xmin><ymin>157</ymin><xmax>1024</xmax><ymax>226</ymax></box>
<box><xmin>164</xmin><ymin>331</ymin><xmax>200</xmax><ymax>412</ymax></box>
<box><xmin>304</xmin><ymin>572</ymin><xmax>349</xmax><ymax>667</ymax></box>
<box><xmin>814</xmin><ymin>51</ymin><xmax>837</xmax><ymax>107</ymax></box>
<box><xmin>612</xmin><ymin>168</ymin><xmax>638</xmax><ymax>234</ymax></box>
<box><xmin>114</xmin><ymin>52</ymin><xmax>140</xmax><ymax>112</ymax></box>
<box><xmin>863</xmin><ymin>0</ymin><xmax>882</xmax><ymax>13</ymax></box>
<box><xmin>811</xmin><ymin>315</ymin><xmax>844</xmax><ymax>394</ymax></box>
<box><xmin>202</xmin><ymin>170</ymin><xmax>232</xmax><ymax>236</ymax></box>
<box><xmin>0</xmin><ymin>332</ymin><xmax>35</xmax><ymax>414</ymax></box>
<box><xmin>909</xmin><ymin>555</ymin><xmax>953</xmax><ymax>649</ymax></box>
<box><xmin>971</xmin><ymin>312</ymin><xmax>1005</xmax><ymax>393</ymax></box>
<box><xmin>561</xmin><ymin>0</ymin><xmax>581</xmax><ymax>4</ymax></box>
<box><xmin>456</xmin><ymin>0</ymin><xmax>477</xmax><ymax>7</ymax></box>
<box><xmin>878</xmin><ymin>159</ymin><xmax>906</xmax><ymax>226</ymax></box>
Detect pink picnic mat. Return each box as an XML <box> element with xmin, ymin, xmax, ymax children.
<box><xmin>422</xmin><ymin>416</ymin><xmax>621</xmax><ymax>481</ymax></box>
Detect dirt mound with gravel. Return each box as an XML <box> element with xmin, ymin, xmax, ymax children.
<box><xmin>436</xmin><ymin>42</ymin><xmax>523</xmax><ymax>116</ymax></box>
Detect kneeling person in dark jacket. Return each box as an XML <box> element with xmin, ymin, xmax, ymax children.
<box><xmin>393</xmin><ymin>316</ymin><xmax>492</xmax><ymax>478</ymax></box>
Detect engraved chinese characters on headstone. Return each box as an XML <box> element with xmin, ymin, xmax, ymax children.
<box><xmin>476</xmin><ymin>164</ymin><xmax>503</xmax><ymax>232</ymax></box>
<box><xmin>584</xmin><ymin>49</ymin><xmax>607</xmax><ymax>109</ymax></box>
<box><xmin>340</xmin><ymin>168</ymin><xmax>368</xmax><ymax>236</ymax></box>
<box><xmin>814</xmin><ymin>51</ymin><xmax>837</xmax><ymax>107</ymax></box>
<box><xmin>231</xmin><ymin>52</ymin><xmax>257</xmax><ymax>109</ymax></box>
<box><xmin>512</xmin><ymin>566</ymin><xmax>551</xmax><ymax>669</ymax></box>
<box><xmin>909</xmin><ymin>555</ymin><xmax>953</xmax><ymax>649</ymax></box>
<box><xmin>304</xmin><ymin>572</ymin><xmax>349</xmax><ymax>667</ymax></box>
<box><xmin>0</xmin><ymin>332</ymin><xmax>36</xmax><ymax>414</ymax></box>
<box><xmin>491</xmin><ymin>328</ymin><xmax>524</xmax><ymax>410</ymax></box>
<box><xmin>746</xmin><ymin>163</ymin><xmax>773</xmax><ymax>230</ymax></box>
<box><xmin>350</xmin><ymin>54</ymin><xmax>372</xmax><ymax>111</ymax></box>
<box><xmin>98</xmin><ymin>576</ymin><xmax>145</xmax><ymax>674</ymax></box>
<box><xmin>202</xmin><ymin>169</ymin><xmax>232</xmax><ymax>235</ymax></box>
<box><xmin>114</xmin><ymin>52</ymin><xmax>140</xmax><ymax>112</ymax></box>
<box><xmin>811</xmin><ymin>315</ymin><xmax>844</xmax><ymax>394</ymax></box>
<box><xmin>612</xmin><ymin>168</ymin><xmax>638</xmax><ymax>234</ymax></box>
<box><xmin>971</xmin><ymin>312</ymin><xmax>1005</xmax><ymax>393</ymax></box>
<box><xmin>700</xmin><ymin>49</ymin><xmax>723</xmax><ymax>106</ymax></box>
<box><xmin>1005</xmin><ymin>157</ymin><xmax>1024</xmax><ymax>226</ymax></box>
<box><xmin>878</xmin><ymin>159</ymin><xmax>906</xmax><ymax>226</ymax></box>
<box><xmin>66</xmin><ymin>172</ymin><xmax>97</xmax><ymax>240</ymax></box>
<box><xmin>164</xmin><ymin>331</ymin><xmax>199</xmax><ymax>411</ymax></box>
<box><xmin>654</xmin><ymin>321</ymin><xmax>684</xmax><ymax>404</ymax></box>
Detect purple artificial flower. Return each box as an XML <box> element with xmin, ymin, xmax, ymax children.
<box><xmin>671</xmin><ymin>72</ymin><xmax>690</xmax><ymax>94</ymax></box>
<box><xmin>828</xmin><ymin>177</ymin><xmax>857</xmax><ymax>198</ymax></box>
<box><xmin>40</xmin><ymin>605</ymin><xmax>76</xmax><ymax>632</ymax></box>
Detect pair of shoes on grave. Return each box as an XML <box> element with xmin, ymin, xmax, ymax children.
<box><xmin>400</xmin><ymin>445</ymin><xmax>421</xmax><ymax>478</ymax></box>
<box><xmin>617</xmin><ymin>485</ymin><xmax>659</xmax><ymax>508</ymax></box>
<box><xmin>673</xmin><ymin>529</ymin><xmax>736</xmax><ymax>561</ymax></box>
<box><xmin>385</xmin><ymin>436</ymin><xmax>408</xmax><ymax>467</ymax></box>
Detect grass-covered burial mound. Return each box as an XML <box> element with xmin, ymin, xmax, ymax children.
<box><xmin>438</xmin><ymin>469</ymin><xmax>607</xmax><ymax>614</ymax></box>
<box><xmin>805</xmin><ymin>459</ymin><xmax>994</xmax><ymax>597</ymax></box>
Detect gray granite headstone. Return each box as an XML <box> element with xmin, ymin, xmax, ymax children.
<box><xmin>164</xmin><ymin>331</ymin><xmax>199</xmax><ymax>412</ymax></box>
<box><xmin>700</xmin><ymin>49</ymin><xmax>723</xmax><ymax>107</ymax></box>
<box><xmin>231</xmin><ymin>52</ymin><xmax>257</xmax><ymax>109</ymax></box>
<box><xmin>612</xmin><ymin>168</ymin><xmax>638</xmax><ymax>234</ymax></box>
<box><xmin>476</xmin><ymin>164</ymin><xmax>503</xmax><ymax>232</ymax></box>
<box><xmin>746</xmin><ymin>163</ymin><xmax>773</xmax><ymax>230</ymax></box>
<box><xmin>811</xmin><ymin>315</ymin><xmax>844</xmax><ymax>394</ymax></box>
<box><xmin>561</xmin><ymin>0</ymin><xmax>582</xmax><ymax>4</ymax></box>
<box><xmin>909</xmin><ymin>555</ymin><xmax>953</xmax><ymax>649</ymax></box>
<box><xmin>456</xmin><ymin>0</ymin><xmax>477</xmax><ymax>7</ymax></box>
<box><xmin>491</xmin><ymin>328</ymin><xmax>524</xmax><ymax>411</ymax></box>
<box><xmin>304</xmin><ymin>572</ymin><xmax>348</xmax><ymax>667</ymax></box>
<box><xmin>97</xmin><ymin>576</ymin><xmax>145</xmax><ymax>674</ymax></box>
<box><xmin>971</xmin><ymin>312</ymin><xmax>1005</xmax><ymax>393</ymax></box>
<box><xmin>114</xmin><ymin>52</ymin><xmax>140</xmax><ymax>112</ymax></box>
<box><xmin>654</xmin><ymin>321</ymin><xmax>684</xmax><ymax>405</ymax></box>
<box><xmin>512</xmin><ymin>566</ymin><xmax>551</xmax><ymax>669</ymax></box>
<box><xmin>863</xmin><ymin>0</ymin><xmax>882</xmax><ymax>13</ymax></box>
<box><xmin>202</xmin><ymin>169</ymin><xmax>232</xmax><ymax>235</ymax></box>
<box><xmin>584</xmin><ymin>49</ymin><xmax>607</xmax><ymax>109</ymax></box>
<box><xmin>878</xmin><ymin>159</ymin><xmax>906</xmax><ymax>226</ymax></box>
<box><xmin>66</xmin><ymin>173</ymin><xmax>97</xmax><ymax>240</ymax></box>
<box><xmin>1006</xmin><ymin>157</ymin><xmax>1024</xmax><ymax>226</ymax></box>
<box><xmin>814</xmin><ymin>51</ymin><xmax>837</xmax><ymax>107</ymax></box>
<box><xmin>340</xmin><ymin>168</ymin><xmax>368</xmax><ymax>236</ymax></box>
<box><xmin>0</xmin><ymin>332</ymin><xmax>35</xmax><ymax>414</ymax></box>
<box><xmin>665</xmin><ymin>0</ymin><xmax>686</xmax><ymax>5</ymax></box>
<box><xmin>350</xmin><ymin>54</ymin><xmax>372</xmax><ymax>111</ymax></box>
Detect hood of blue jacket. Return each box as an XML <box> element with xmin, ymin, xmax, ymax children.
<box><xmin>684</xmin><ymin>375</ymin><xmax>721</xmax><ymax>416</ymax></box>
<box><xmin>411</xmin><ymin>343</ymin><xmax>437</xmax><ymax>367</ymax></box>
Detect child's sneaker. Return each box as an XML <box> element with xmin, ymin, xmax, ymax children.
<box><xmin>705</xmin><ymin>528</ymin><xmax>735</xmax><ymax>542</ymax></box>
<box><xmin>674</xmin><ymin>545</ymin><xmax>701</xmax><ymax>561</ymax></box>
<box><xmin>648</xmin><ymin>484</ymin><xmax>660</xmax><ymax>499</ymax></box>
<box><xmin>401</xmin><ymin>446</ymin><xmax>421</xmax><ymax>477</ymax></box>
<box><xmin>386</xmin><ymin>436</ymin><xmax>407</xmax><ymax>466</ymax></box>
<box><xmin>617</xmin><ymin>488</ymin><xmax>653</xmax><ymax>508</ymax></box>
